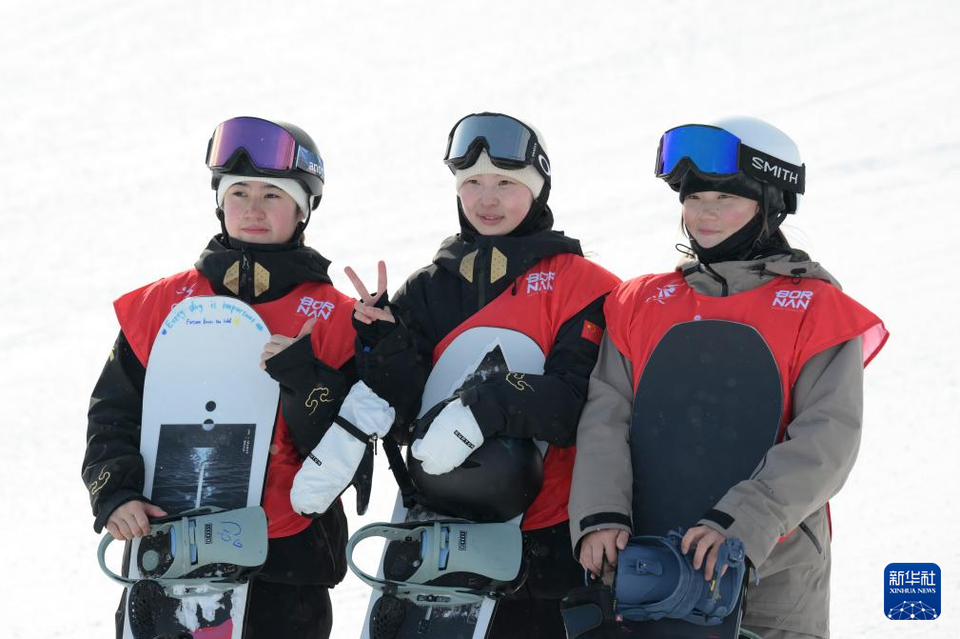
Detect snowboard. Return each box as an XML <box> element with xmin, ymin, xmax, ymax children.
<box><xmin>120</xmin><ymin>296</ymin><xmax>280</xmax><ymax>639</ymax></box>
<box><xmin>360</xmin><ymin>327</ymin><xmax>547</xmax><ymax>639</ymax></box>
<box><xmin>625</xmin><ymin>319</ymin><xmax>782</xmax><ymax>638</ymax></box>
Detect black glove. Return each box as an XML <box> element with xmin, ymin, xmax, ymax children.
<box><xmin>352</xmin><ymin>293</ymin><xmax>398</xmax><ymax>349</ymax></box>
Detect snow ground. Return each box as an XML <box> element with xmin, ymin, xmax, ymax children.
<box><xmin>1</xmin><ymin>1</ymin><xmax>958</xmax><ymax>637</ymax></box>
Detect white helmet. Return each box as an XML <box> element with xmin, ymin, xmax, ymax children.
<box><xmin>711</xmin><ymin>115</ymin><xmax>804</xmax><ymax>215</ymax></box>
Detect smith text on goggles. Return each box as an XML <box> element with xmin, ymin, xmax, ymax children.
<box><xmin>655</xmin><ymin>124</ymin><xmax>804</xmax><ymax>194</ymax></box>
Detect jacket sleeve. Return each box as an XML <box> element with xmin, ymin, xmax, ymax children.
<box><xmin>461</xmin><ymin>296</ymin><xmax>609</xmax><ymax>447</ymax></box>
<box><xmin>354</xmin><ymin>276</ymin><xmax>436</xmax><ymax>436</ymax></box>
<box><xmin>567</xmin><ymin>332</ymin><xmax>636</xmax><ymax>553</ymax></box>
<box><xmin>82</xmin><ymin>331</ymin><xmax>148</xmax><ymax>533</ymax></box>
<box><xmin>264</xmin><ymin>336</ymin><xmax>357</xmax><ymax>456</ymax></box>
<box><xmin>698</xmin><ymin>337</ymin><xmax>865</xmax><ymax>568</ymax></box>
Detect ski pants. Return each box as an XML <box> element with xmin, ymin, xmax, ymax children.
<box><xmin>245</xmin><ymin>580</ymin><xmax>332</xmax><ymax>639</ymax></box>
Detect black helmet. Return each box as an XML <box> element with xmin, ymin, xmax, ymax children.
<box><xmin>206</xmin><ymin>116</ymin><xmax>324</xmax><ymax>211</ymax></box>
<box><xmin>407</xmin><ymin>400</ymin><xmax>544</xmax><ymax>523</ymax></box>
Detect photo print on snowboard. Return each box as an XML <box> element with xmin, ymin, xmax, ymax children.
<box><xmin>152</xmin><ymin>422</ymin><xmax>256</xmax><ymax>514</ymax></box>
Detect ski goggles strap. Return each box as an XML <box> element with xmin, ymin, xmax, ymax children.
<box><xmin>443</xmin><ymin>113</ymin><xmax>551</xmax><ymax>178</ymax></box>
<box><xmin>655</xmin><ymin>124</ymin><xmax>805</xmax><ymax>194</ymax></box>
<box><xmin>206</xmin><ymin>116</ymin><xmax>324</xmax><ymax>182</ymax></box>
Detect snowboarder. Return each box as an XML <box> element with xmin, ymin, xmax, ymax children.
<box><xmin>82</xmin><ymin>116</ymin><xmax>372</xmax><ymax>638</ymax></box>
<box><xmin>568</xmin><ymin>116</ymin><xmax>888</xmax><ymax>639</ymax></box>
<box><xmin>347</xmin><ymin>112</ymin><xmax>621</xmax><ymax>637</ymax></box>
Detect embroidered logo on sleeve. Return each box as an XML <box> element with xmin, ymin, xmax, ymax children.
<box><xmin>772</xmin><ymin>289</ymin><xmax>813</xmax><ymax>310</ymax></box>
<box><xmin>297</xmin><ymin>296</ymin><xmax>336</xmax><ymax>319</ymax></box>
<box><xmin>305</xmin><ymin>385</ymin><xmax>333</xmax><ymax>415</ymax></box>
<box><xmin>506</xmin><ymin>373</ymin><xmax>534</xmax><ymax>391</ymax></box>
<box><xmin>526</xmin><ymin>271</ymin><xmax>556</xmax><ymax>294</ymax></box>
<box><xmin>88</xmin><ymin>468</ymin><xmax>111</xmax><ymax>495</ymax></box>
<box><xmin>581</xmin><ymin>320</ymin><xmax>603</xmax><ymax>345</ymax></box>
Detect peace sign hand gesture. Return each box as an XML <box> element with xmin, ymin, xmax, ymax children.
<box><xmin>344</xmin><ymin>261</ymin><xmax>395</xmax><ymax>325</ymax></box>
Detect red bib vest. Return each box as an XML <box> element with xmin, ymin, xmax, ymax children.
<box><xmin>433</xmin><ymin>253</ymin><xmax>620</xmax><ymax>531</ymax></box>
<box><xmin>114</xmin><ymin>269</ymin><xmax>356</xmax><ymax>538</ymax></box>
<box><xmin>604</xmin><ymin>272</ymin><xmax>886</xmax><ymax>437</ymax></box>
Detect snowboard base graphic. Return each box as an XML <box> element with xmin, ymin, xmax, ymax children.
<box><xmin>120</xmin><ymin>296</ymin><xmax>279</xmax><ymax>639</ymax></box>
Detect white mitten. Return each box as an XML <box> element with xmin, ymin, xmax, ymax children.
<box><xmin>410</xmin><ymin>399</ymin><xmax>485</xmax><ymax>475</ymax></box>
<box><xmin>291</xmin><ymin>381</ymin><xmax>395</xmax><ymax>516</ymax></box>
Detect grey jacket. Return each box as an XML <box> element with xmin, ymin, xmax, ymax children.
<box><xmin>569</xmin><ymin>254</ymin><xmax>867</xmax><ymax>638</ymax></box>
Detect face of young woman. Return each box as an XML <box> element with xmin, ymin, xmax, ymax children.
<box><xmin>682</xmin><ymin>191</ymin><xmax>760</xmax><ymax>248</ymax></box>
<box><xmin>222</xmin><ymin>181</ymin><xmax>302</xmax><ymax>244</ymax></box>
<box><xmin>458</xmin><ymin>174</ymin><xmax>534</xmax><ymax>236</ymax></box>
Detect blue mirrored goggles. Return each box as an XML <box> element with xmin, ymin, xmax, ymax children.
<box><xmin>443</xmin><ymin>113</ymin><xmax>550</xmax><ymax>179</ymax></box>
<box><xmin>655</xmin><ymin>124</ymin><xmax>804</xmax><ymax>194</ymax></box>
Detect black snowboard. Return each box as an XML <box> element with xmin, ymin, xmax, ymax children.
<box><xmin>626</xmin><ymin>319</ymin><xmax>782</xmax><ymax>638</ymax></box>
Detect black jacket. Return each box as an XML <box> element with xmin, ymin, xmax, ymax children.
<box><xmin>82</xmin><ymin>235</ymin><xmax>355</xmax><ymax>586</ymax></box>
<box><xmin>355</xmin><ymin>214</ymin><xmax>611</xmax><ymax>448</ymax></box>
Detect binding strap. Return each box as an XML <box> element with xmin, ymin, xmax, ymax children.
<box><xmin>380</xmin><ymin>435</ymin><xmax>421</xmax><ymax>509</ymax></box>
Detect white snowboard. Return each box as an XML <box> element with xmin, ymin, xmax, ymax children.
<box><xmin>122</xmin><ymin>296</ymin><xmax>279</xmax><ymax>639</ymax></box>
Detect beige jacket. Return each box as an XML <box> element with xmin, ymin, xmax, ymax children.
<box><xmin>569</xmin><ymin>254</ymin><xmax>867</xmax><ymax>638</ymax></box>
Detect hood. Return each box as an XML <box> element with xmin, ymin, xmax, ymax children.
<box><xmin>677</xmin><ymin>252</ymin><xmax>841</xmax><ymax>297</ymax></box>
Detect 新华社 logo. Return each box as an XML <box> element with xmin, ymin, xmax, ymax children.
<box><xmin>884</xmin><ymin>563</ymin><xmax>940</xmax><ymax>621</ymax></box>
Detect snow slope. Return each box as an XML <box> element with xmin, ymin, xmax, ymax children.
<box><xmin>1</xmin><ymin>1</ymin><xmax>958</xmax><ymax>637</ymax></box>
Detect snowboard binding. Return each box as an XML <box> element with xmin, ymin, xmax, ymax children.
<box><xmin>614</xmin><ymin>529</ymin><xmax>747</xmax><ymax>625</ymax></box>
<box><xmin>98</xmin><ymin>506</ymin><xmax>268</xmax><ymax>597</ymax></box>
<box><xmin>347</xmin><ymin>520</ymin><xmax>526</xmax><ymax>607</ymax></box>
<box><xmin>561</xmin><ymin>529</ymin><xmax>749</xmax><ymax>638</ymax></box>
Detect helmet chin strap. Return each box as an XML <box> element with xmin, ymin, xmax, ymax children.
<box><xmin>289</xmin><ymin>207</ymin><xmax>311</xmax><ymax>244</ymax></box>
<box><xmin>216</xmin><ymin>207</ymin><xmax>230</xmax><ymax>240</ymax></box>
<box><xmin>761</xmin><ymin>183</ymin><xmax>790</xmax><ymax>234</ymax></box>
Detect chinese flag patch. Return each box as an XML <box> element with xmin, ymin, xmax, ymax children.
<box><xmin>581</xmin><ymin>320</ymin><xmax>603</xmax><ymax>346</ymax></box>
